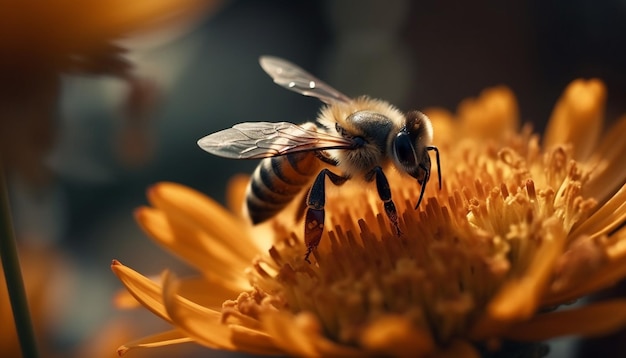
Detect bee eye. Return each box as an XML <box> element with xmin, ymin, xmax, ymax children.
<box><xmin>393</xmin><ymin>132</ymin><xmax>417</xmax><ymax>167</ymax></box>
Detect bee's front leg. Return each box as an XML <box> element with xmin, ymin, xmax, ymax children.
<box><xmin>367</xmin><ymin>167</ymin><xmax>401</xmax><ymax>236</ymax></box>
<box><xmin>304</xmin><ymin>169</ymin><xmax>348</xmax><ymax>263</ymax></box>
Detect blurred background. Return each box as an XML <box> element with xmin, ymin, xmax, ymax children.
<box><xmin>2</xmin><ymin>0</ymin><xmax>626</xmax><ymax>356</ymax></box>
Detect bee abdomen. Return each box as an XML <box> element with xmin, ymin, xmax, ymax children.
<box><xmin>247</xmin><ymin>152</ymin><xmax>319</xmax><ymax>224</ymax></box>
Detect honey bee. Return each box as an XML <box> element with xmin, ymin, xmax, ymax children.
<box><xmin>198</xmin><ymin>56</ymin><xmax>441</xmax><ymax>262</ymax></box>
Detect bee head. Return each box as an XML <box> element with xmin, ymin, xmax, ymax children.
<box><xmin>391</xmin><ymin>111</ymin><xmax>434</xmax><ymax>184</ymax></box>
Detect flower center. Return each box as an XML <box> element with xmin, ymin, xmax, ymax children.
<box><xmin>230</xmin><ymin>129</ymin><xmax>597</xmax><ymax>347</ymax></box>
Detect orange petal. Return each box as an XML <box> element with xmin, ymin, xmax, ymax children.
<box><xmin>471</xmin><ymin>221</ymin><xmax>567</xmax><ymax>338</ymax></box>
<box><xmin>261</xmin><ymin>311</ymin><xmax>319</xmax><ymax>357</ymax></box>
<box><xmin>546</xmin><ymin>227</ymin><xmax>626</xmax><ymax>305</ymax></box>
<box><xmin>545</xmin><ymin>259</ymin><xmax>626</xmax><ymax>306</ymax></box>
<box><xmin>570</xmin><ymin>181</ymin><xmax>626</xmax><ymax>240</ymax></box>
<box><xmin>226</xmin><ymin>174</ymin><xmax>250</xmax><ymax>218</ymax></box>
<box><xmin>262</xmin><ymin>311</ymin><xmax>363</xmax><ymax>357</ymax></box>
<box><xmin>457</xmin><ymin>86</ymin><xmax>519</xmax><ymax>139</ymax></box>
<box><xmin>77</xmin><ymin>0</ymin><xmax>213</xmax><ymax>40</ymax></box>
<box><xmin>20</xmin><ymin>0</ymin><xmax>216</xmax><ymax>57</ymax></box>
<box><xmin>134</xmin><ymin>206</ymin><xmax>249</xmax><ymax>291</ymax></box>
<box><xmin>584</xmin><ymin>114</ymin><xmax>626</xmax><ymax>202</ymax></box>
<box><xmin>230</xmin><ymin>325</ymin><xmax>286</xmax><ymax>355</ymax></box>
<box><xmin>115</xmin><ymin>274</ymin><xmax>241</xmax><ymax>310</ymax></box>
<box><xmin>176</xmin><ymin>276</ymin><xmax>240</xmax><ymax>310</ymax></box>
<box><xmin>544</xmin><ymin>79</ymin><xmax>606</xmax><ymax>161</ymax></box>
<box><xmin>359</xmin><ymin>315</ymin><xmax>436</xmax><ymax>357</ymax></box>
<box><xmin>147</xmin><ymin>182</ymin><xmax>260</xmax><ymax>260</ymax></box>
<box><xmin>117</xmin><ymin>329</ymin><xmax>193</xmax><ymax>356</ymax></box>
<box><xmin>111</xmin><ymin>260</ymin><xmax>171</xmax><ymax>323</ymax></box>
<box><xmin>504</xmin><ymin>299</ymin><xmax>626</xmax><ymax>341</ymax></box>
<box><xmin>161</xmin><ymin>271</ymin><xmax>282</xmax><ymax>355</ymax></box>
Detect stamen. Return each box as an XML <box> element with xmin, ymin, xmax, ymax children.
<box><xmin>500</xmin><ymin>183</ymin><xmax>510</xmax><ymax>199</ymax></box>
<box><xmin>526</xmin><ymin>180</ymin><xmax>536</xmax><ymax>201</ymax></box>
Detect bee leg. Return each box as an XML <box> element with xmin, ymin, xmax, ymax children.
<box><xmin>304</xmin><ymin>169</ymin><xmax>348</xmax><ymax>263</ymax></box>
<box><xmin>367</xmin><ymin>167</ymin><xmax>401</xmax><ymax>236</ymax></box>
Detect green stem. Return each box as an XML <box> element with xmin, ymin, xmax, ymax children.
<box><xmin>0</xmin><ymin>166</ymin><xmax>39</xmax><ymax>358</ymax></box>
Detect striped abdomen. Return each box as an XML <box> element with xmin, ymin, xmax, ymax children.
<box><xmin>246</xmin><ymin>152</ymin><xmax>320</xmax><ymax>224</ymax></box>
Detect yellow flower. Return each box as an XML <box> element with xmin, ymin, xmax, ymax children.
<box><xmin>112</xmin><ymin>79</ymin><xmax>626</xmax><ymax>356</ymax></box>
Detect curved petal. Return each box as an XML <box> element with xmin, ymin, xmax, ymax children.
<box><xmin>545</xmin><ymin>257</ymin><xmax>626</xmax><ymax>307</ymax></box>
<box><xmin>147</xmin><ymin>182</ymin><xmax>260</xmax><ymax>260</ymax></box>
<box><xmin>229</xmin><ymin>325</ymin><xmax>286</xmax><ymax>356</ymax></box>
<box><xmin>471</xmin><ymin>222</ymin><xmax>567</xmax><ymax>339</ymax></box>
<box><xmin>113</xmin><ymin>271</ymin><xmax>241</xmax><ymax>312</ymax></box>
<box><xmin>543</xmin><ymin>79</ymin><xmax>606</xmax><ymax>161</ymax></box>
<box><xmin>457</xmin><ymin>86</ymin><xmax>519</xmax><ymax>140</ymax></box>
<box><xmin>161</xmin><ymin>271</ymin><xmax>283</xmax><ymax>355</ymax></box>
<box><xmin>176</xmin><ymin>276</ymin><xmax>241</xmax><ymax>310</ymax></box>
<box><xmin>546</xmin><ymin>227</ymin><xmax>626</xmax><ymax>305</ymax></box>
<box><xmin>117</xmin><ymin>330</ymin><xmax>193</xmax><ymax>356</ymax></box>
<box><xmin>262</xmin><ymin>311</ymin><xmax>362</xmax><ymax>357</ymax></box>
<box><xmin>570</xmin><ymin>182</ymin><xmax>626</xmax><ymax>240</ymax></box>
<box><xmin>583</xmin><ymin>115</ymin><xmax>626</xmax><ymax>202</ymax></box>
<box><xmin>134</xmin><ymin>207</ymin><xmax>249</xmax><ymax>291</ymax></box>
<box><xmin>111</xmin><ymin>260</ymin><xmax>171</xmax><ymax>323</ymax></box>
<box><xmin>504</xmin><ymin>299</ymin><xmax>626</xmax><ymax>341</ymax></box>
<box><xmin>261</xmin><ymin>311</ymin><xmax>319</xmax><ymax>357</ymax></box>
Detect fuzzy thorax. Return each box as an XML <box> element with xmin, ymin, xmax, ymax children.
<box><xmin>316</xmin><ymin>96</ymin><xmax>408</xmax><ymax>178</ymax></box>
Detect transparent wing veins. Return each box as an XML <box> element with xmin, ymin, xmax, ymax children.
<box><xmin>259</xmin><ymin>56</ymin><xmax>352</xmax><ymax>105</ymax></box>
<box><xmin>197</xmin><ymin>122</ymin><xmax>356</xmax><ymax>159</ymax></box>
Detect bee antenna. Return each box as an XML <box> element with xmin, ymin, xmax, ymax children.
<box><xmin>415</xmin><ymin>146</ymin><xmax>441</xmax><ymax>210</ymax></box>
<box><xmin>414</xmin><ymin>178</ymin><xmax>427</xmax><ymax>210</ymax></box>
<box><xmin>427</xmin><ymin>146</ymin><xmax>442</xmax><ymax>190</ymax></box>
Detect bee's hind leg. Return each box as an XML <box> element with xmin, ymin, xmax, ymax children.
<box><xmin>304</xmin><ymin>169</ymin><xmax>348</xmax><ymax>263</ymax></box>
<box><xmin>367</xmin><ymin>167</ymin><xmax>401</xmax><ymax>236</ymax></box>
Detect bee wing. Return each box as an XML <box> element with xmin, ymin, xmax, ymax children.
<box><xmin>197</xmin><ymin>122</ymin><xmax>357</xmax><ymax>159</ymax></box>
<box><xmin>260</xmin><ymin>56</ymin><xmax>352</xmax><ymax>105</ymax></box>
